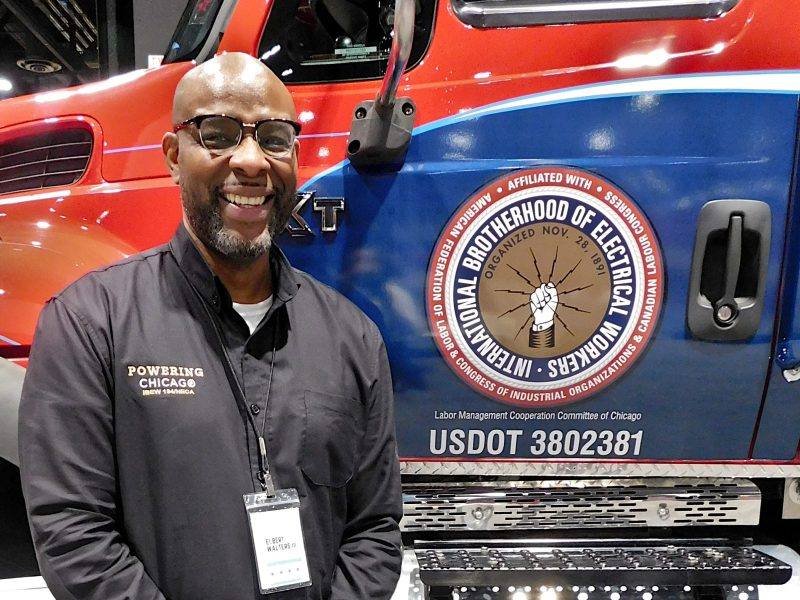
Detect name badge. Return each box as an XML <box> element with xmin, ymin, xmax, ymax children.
<box><xmin>244</xmin><ymin>488</ymin><xmax>312</xmax><ymax>594</ymax></box>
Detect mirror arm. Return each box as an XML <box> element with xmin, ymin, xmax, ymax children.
<box><xmin>347</xmin><ymin>0</ymin><xmax>417</xmax><ymax>168</ymax></box>
<box><xmin>377</xmin><ymin>0</ymin><xmax>415</xmax><ymax>113</ymax></box>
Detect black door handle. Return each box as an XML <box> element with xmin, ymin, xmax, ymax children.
<box><xmin>687</xmin><ymin>200</ymin><xmax>771</xmax><ymax>341</ymax></box>
<box><xmin>714</xmin><ymin>214</ymin><xmax>743</xmax><ymax>327</ymax></box>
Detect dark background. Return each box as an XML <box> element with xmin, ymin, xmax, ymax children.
<box><xmin>0</xmin><ymin>0</ymin><xmax>184</xmax><ymax>99</ymax></box>
<box><xmin>0</xmin><ymin>459</ymin><xmax>36</xmax><ymax>576</ymax></box>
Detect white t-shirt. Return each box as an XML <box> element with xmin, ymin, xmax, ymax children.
<box><xmin>232</xmin><ymin>296</ymin><xmax>273</xmax><ymax>335</ymax></box>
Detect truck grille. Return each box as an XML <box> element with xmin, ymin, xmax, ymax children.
<box><xmin>401</xmin><ymin>479</ymin><xmax>760</xmax><ymax>531</ymax></box>
<box><xmin>0</xmin><ymin>128</ymin><xmax>92</xmax><ymax>195</ymax></box>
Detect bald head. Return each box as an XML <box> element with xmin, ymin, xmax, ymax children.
<box><xmin>172</xmin><ymin>53</ymin><xmax>295</xmax><ymax>124</ymax></box>
<box><xmin>162</xmin><ymin>52</ymin><xmax>300</xmax><ymax>268</ymax></box>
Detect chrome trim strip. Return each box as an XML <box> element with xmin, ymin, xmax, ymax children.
<box><xmin>401</xmin><ymin>460</ymin><xmax>800</xmax><ymax>478</ymax></box>
<box><xmin>452</xmin><ymin>0</ymin><xmax>740</xmax><ymax>28</ymax></box>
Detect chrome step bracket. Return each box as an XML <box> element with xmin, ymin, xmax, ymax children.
<box><xmin>414</xmin><ymin>538</ymin><xmax>792</xmax><ymax>588</ymax></box>
<box><xmin>402</xmin><ymin>478</ymin><xmax>760</xmax><ymax>531</ymax></box>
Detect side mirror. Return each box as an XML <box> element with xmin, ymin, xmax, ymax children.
<box><xmin>346</xmin><ymin>0</ymin><xmax>416</xmax><ymax>168</ymax></box>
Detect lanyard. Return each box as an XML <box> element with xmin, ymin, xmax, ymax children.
<box><xmin>200</xmin><ymin>295</ymin><xmax>278</xmax><ymax>495</ymax></box>
<box><xmin>172</xmin><ymin>243</ymin><xmax>279</xmax><ymax>495</ymax></box>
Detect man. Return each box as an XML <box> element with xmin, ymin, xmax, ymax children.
<box><xmin>19</xmin><ymin>52</ymin><xmax>402</xmax><ymax>599</ymax></box>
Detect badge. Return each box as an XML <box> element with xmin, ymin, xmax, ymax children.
<box><xmin>244</xmin><ymin>488</ymin><xmax>312</xmax><ymax>594</ymax></box>
<box><xmin>427</xmin><ymin>167</ymin><xmax>664</xmax><ymax>406</ymax></box>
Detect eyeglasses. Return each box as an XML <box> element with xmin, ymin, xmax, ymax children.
<box><xmin>173</xmin><ymin>114</ymin><xmax>301</xmax><ymax>158</ymax></box>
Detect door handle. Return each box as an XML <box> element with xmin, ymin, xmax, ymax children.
<box><xmin>687</xmin><ymin>200</ymin><xmax>771</xmax><ymax>341</ymax></box>
<box><xmin>714</xmin><ymin>214</ymin><xmax>743</xmax><ymax>327</ymax></box>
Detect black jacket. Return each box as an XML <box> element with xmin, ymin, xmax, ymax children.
<box><xmin>19</xmin><ymin>225</ymin><xmax>402</xmax><ymax>599</ymax></box>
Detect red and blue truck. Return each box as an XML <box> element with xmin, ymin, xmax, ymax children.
<box><xmin>2</xmin><ymin>0</ymin><xmax>800</xmax><ymax>598</ymax></box>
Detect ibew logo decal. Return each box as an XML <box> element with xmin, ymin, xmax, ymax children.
<box><xmin>427</xmin><ymin>167</ymin><xmax>663</xmax><ymax>406</ymax></box>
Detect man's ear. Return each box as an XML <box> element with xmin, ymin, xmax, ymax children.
<box><xmin>162</xmin><ymin>132</ymin><xmax>180</xmax><ymax>184</ymax></box>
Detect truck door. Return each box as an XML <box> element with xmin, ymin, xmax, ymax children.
<box><xmin>270</xmin><ymin>0</ymin><xmax>799</xmax><ymax>463</ymax></box>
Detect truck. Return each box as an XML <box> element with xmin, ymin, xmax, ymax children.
<box><xmin>2</xmin><ymin>0</ymin><xmax>800</xmax><ymax>598</ymax></box>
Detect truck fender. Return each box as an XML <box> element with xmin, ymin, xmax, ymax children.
<box><xmin>0</xmin><ymin>215</ymin><xmax>135</xmax><ymax>347</ymax></box>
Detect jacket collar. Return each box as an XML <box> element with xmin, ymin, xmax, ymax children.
<box><xmin>169</xmin><ymin>223</ymin><xmax>299</xmax><ymax>314</ymax></box>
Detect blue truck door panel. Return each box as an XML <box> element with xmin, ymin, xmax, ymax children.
<box><xmin>284</xmin><ymin>76</ymin><xmax>799</xmax><ymax>462</ymax></box>
<box><xmin>752</xmin><ymin>133</ymin><xmax>800</xmax><ymax>460</ymax></box>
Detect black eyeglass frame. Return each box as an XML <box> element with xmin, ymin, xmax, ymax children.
<box><xmin>173</xmin><ymin>114</ymin><xmax>302</xmax><ymax>155</ymax></box>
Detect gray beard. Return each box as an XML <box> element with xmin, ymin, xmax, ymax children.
<box><xmin>183</xmin><ymin>188</ymin><xmax>295</xmax><ymax>263</ymax></box>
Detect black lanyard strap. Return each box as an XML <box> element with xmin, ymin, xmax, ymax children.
<box><xmin>171</xmin><ymin>242</ymin><xmax>278</xmax><ymax>495</ymax></box>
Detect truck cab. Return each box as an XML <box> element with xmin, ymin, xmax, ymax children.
<box><xmin>2</xmin><ymin>1</ymin><xmax>800</xmax><ymax>598</ymax></box>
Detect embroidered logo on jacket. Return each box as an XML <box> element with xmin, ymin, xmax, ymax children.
<box><xmin>127</xmin><ymin>364</ymin><xmax>205</xmax><ymax>396</ymax></box>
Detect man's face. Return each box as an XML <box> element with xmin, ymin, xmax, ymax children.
<box><xmin>171</xmin><ymin>79</ymin><xmax>299</xmax><ymax>263</ymax></box>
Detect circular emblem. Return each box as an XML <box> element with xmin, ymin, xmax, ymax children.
<box><xmin>427</xmin><ymin>167</ymin><xmax>663</xmax><ymax>406</ymax></box>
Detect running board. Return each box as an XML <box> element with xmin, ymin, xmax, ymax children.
<box><xmin>414</xmin><ymin>539</ymin><xmax>792</xmax><ymax>589</ymax></box>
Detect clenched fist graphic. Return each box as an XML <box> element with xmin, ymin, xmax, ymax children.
<box><xmin>529</xmin><ymin>282</ymin><xmax>558</xmax><ymax>348</ymax></box>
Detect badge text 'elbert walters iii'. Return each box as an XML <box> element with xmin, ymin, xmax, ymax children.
<box><xmin>426</xmin><ymin>167</ymin><xmax>664</xmax><ymax>407</ymax></box>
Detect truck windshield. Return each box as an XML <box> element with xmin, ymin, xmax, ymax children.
<box><xmin>163</xmin><ymin>0</ymin><xmax>228</xmax><ymax>64</ymax></box>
